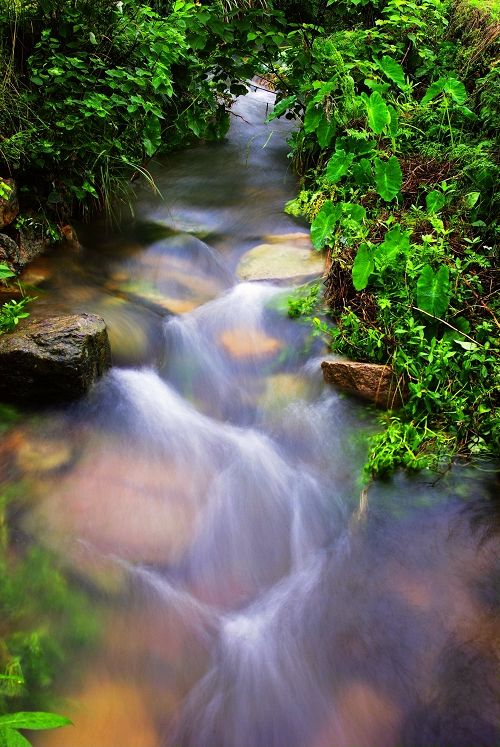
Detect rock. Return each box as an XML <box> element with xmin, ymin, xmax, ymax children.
<box><xmin>16</xmin><ymin>436</ymin><xmax>73</xmax><ymax>474</ymax></box>
<box><xmin>0</xmin><ymin>313</ymin><xmax>111</xmax><ymax>403</ymax></box>
<box><xmin>257</xmin><ymin>373</ymin><xmax>309</xmax><ymax>412</ymax></box>
<box><xmin>17</xmin><ymin>224</ymin><xmax>50</xmax><ymax>270</ymax></box>
<box><xmin>0</xmin><ymin>233</ymin><xmax>20</xmax><ymax>270</ymax></box>
<box><xmin>236</xmin><ymin>236</ymin><xmax>325</xmax><ymax>283</ymax></box>
<box><xmin>0</xmin><ymin>179</ymin><xmax>19</xmax><ymax>229</ymax></box>
<box><xmin>321</xmin><ymin>360</ymin><xmax>408</xmax><ymax>408</ymax></box>
<box><xmin>219</xmin><ymin>327</ymin><xmax>283</xmax><ymax>359</ymax></box>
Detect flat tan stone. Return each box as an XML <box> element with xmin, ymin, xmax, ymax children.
<box><xmin>321</xmin><ymin>360</ymin><xmax>408</xmax><ymax>408</ymax></box>
<box><xmin>236</xmin><ymin>240</ymin><xmax>324</xmax><ymax>283</ymax></box>
<box><xmin>219</xmin><ymin>328</ymin><xmax>283</xmax><ymax>359</ymax></box>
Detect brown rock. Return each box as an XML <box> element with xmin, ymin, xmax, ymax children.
<box><xmin>0</xmin><ymin>179</ymin><xmax>19</xmax><ymax>229</ymax></box>
<box><xmin>0</xmin><ymin>313</ymin><xmax>111</xmax><ymax>403</ymax></box>
<box><xmin>17</xmin><ymin>224</ymin><xmax>50</xmax><ymax>270</ymax></box>
<box><xmin>321</xmin><ymin>359</ymin><xmax>408</xmax><ymax>408</ymax></box>
<box><xmin>0</xmin><ymin>233</ymin><xmax>19</xmax><ymax>270</ymax></box>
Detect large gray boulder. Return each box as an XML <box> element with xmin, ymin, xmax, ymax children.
<box><xmin>0</xmin><ymin>313</ymin><xmax>111</xmax><ymax>403</ymax></box>
<box><xmin>322</xmin><ymin>359</ymin><xmax>408</xmax><ymax>409</ymax></box>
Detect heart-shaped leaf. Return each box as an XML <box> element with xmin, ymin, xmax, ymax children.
<box><xmin>375</xmin><ymin>225</ymin><xmax>410</xmax><ymax>270</ymax></box>
<box><xmin>310</xmin><ymin>201</ymin><xmax>342</xmax><ymax>249</ymax></box>
<box><xmin>325</xmin><ymin>149</ymin><xmax>354</xmax><ymax>183</ymax></box>
<box><xmin>426</xmin><ymin>190</ymin><xmax>446</xmax><ymax>213</ymax></box>
<box><xmin>361</xmin><ymin>91</ymin><xmax>391</xmax><ymax>135</ymax></box>
<box><xmin>374</xmin><ymin>156</ymin><xmax>402</xmax><ymax>201</ymax></box>
<box><xmin>416</xmin><ymin>264</ymin><xmax>451</xmax><ymax>317</ymax></box>
<box><xmin>378</xmin><ymin>56</ymin><xmax>407</xmax><ymax>90</ymax></box>
<box><xmin>352</xmin><ymin>243</ymin><xmax>374</xmax><ymax>290</ymax></box>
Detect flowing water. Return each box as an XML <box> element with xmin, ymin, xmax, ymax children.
<box><xmin>2</xmin><ymin>89</ymin><xmax>500</xmax><ymax>747</ymax></box>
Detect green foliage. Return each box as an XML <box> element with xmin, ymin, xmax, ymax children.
<box><xmin>0</xmin><ymin>265</ymin><xmax>15</xmax><ymax>282</ymax></box>
<box><xmin>374</xmin><ymin>155</ymin><xmax>402</xmax><ymax>201</ymax></box>
<box><xmin>416</xmin><ymin>264</ymin><xmax>450</xmax><ymax>317</ymax></box>
<box><xmin>269</xmin><ymin>0</ymin><xmax>499</xmax><ymax>476</ymax></box>
<box><xmin>0</xmin><ymin>0</ymin><xmax>285</xmax><ymax>216</ymax></box>
<box><xmin>361</xmin><ymin>91</ymin><xmax>391</xmax><ymax>134</ymax></box>
<box><xmin>0</xmin><ymin>299</ymin><xmax>31</xmax><ymax>335</ymax></box>
<box><xmin>0</xmin><ymin>711</ymin><xmax>71</xmax><ymax>747</ymax></box>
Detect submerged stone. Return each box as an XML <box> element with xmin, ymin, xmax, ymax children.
<box><xmin>0</xmin><ymin>313</ymin><xmax>111</xmax><ymax>403</ymax></box>
<box><xmin>219</xmin><ymin>327</ymin><xmax>283</xmax><ymax>359</ymax></box>
<box><xmin>321</xmin><ymin>359</ymin><xmax>408</xmax><ymax>408</ymax></box>
<box><xmin>236</xmin><ymin>234</ymin><xmax>324</xmax><ymax>283</ymax></box>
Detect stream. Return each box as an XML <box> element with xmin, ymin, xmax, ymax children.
<box><xmin>3</xmin><ymin>89</ymin><xmax>500</xmax><ymax>747</ymax></box>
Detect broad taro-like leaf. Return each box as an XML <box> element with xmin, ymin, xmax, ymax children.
<box><xmin>342</xmin><ymin>202</ymin><xmax>366</xmax><ymax>223</ymax></box>
<box><xmin>352</xmin><ymin>243</ymin><xmax>374</xmax><ymax>291</ymax></box>
<box><xmin>303</xmin><ymin>103</ymin><xmax>323</xmax><ymax>134</ymax></box>
<box><xmin>421</xmin><ymin>79</ymin><xmax>445</xmax><ymax>105</ymax></box>
<box><xmin>266</xmin><ymin>94</ymin><xmax>297</xmax><ymax>122</ymax></box>
<box><xmin>416</xmin><ymin>264</ymin><xmax>451</xmax><ymax>317</ymax></box>
<box><xmin>387</xmin><ymin>105</ymin><xmax>399</xmax><ymax>137</ymax></box>
<box><xmin>352</xmin><ymin>158</ymin><xmax>372</xmax><ymax>186</ymax></box>
<box><xmin>374</xmin><ymin>156</ymin><xmax>402</xmax><ymax>201</ymax></box>
<box><xmin>375</xmin><ymin>225</ymin><xmax>409</xmax><ymax>270</ymax></box>
<box><xmin>325</xmin><ymin>149</ymin><xmax>354</xmax><ymax>183</ymax></box>
<box><xmin>378</xmin><ymin>56</ymin><xmax>407</xmax><ymax>90</ymax></box>
<box><xmin>310</xmin><ymin>201</ymin><xmax>342</xmax><ymax>249</ymax></box>
<box><xmin>421</xmin><ymin>77</ymin><xmax>466</xmax><ymax>106</ymax></box>
<box><xmin>0</xmin><ymin>714</ymin><xmax>72</xmax><ymax>732</ymax></box>
<box><xmin>361</xmin><ymin>91</ymin><xmax>391</xmax><ymax>135</ymax></box>
<box><xmin>442</xmin><ymin>78</ymin><xmax>467</xmax><ymax>104</ymax></box>
<box><xmin>316</xmin><ymin>116</ymin><xmax>336</xmax><ymax>148</ymax></box>
<box><xmin>425</xmin><ymin>190</ymin><xmax>446</xmax><ymax>214</ymax></box>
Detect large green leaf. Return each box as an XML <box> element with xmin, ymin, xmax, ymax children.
<box><xmin>352</xmin><ymin>243</ymin><xmax>374</xmax><ymax>290</ymax></box>
<box><xmin>0</xmin><ymin>728</ymin><xmax>31</xmax><ymax>747</ymax></box>
<box><xmin>303</xmin><ymin>103</ymin><xmax>323</xmax><ymax>134</ymax></box>
<box><xmin>387</xmin><ymin>105</ymin><xmax>399</xmax><ymax>137</ymax></box>
<box><xmin>375</xmin><ymin>225</ymin><xmax>409</xmax><ymax>270</ymax></box>
<box><xmin>425</xmin><ymin>190</ymin><xmax>446</xmax><ymax>214</ymax></box>
<box><xmin>342</xmin><ymin>202</ymin><xmax>366</xmax><ymax>223</ymax></box>
<box><xmin>0</xmin><ymin>713</ymin><xmax>72</xmax><ymax>731</ymax></box>
<box><xmin>416</xmin><ymin>264</ymin><xmax>451</xmax><ymax>317</ymax></box>
<box><xmin>378</xmin><ymin>56</ymin><xmax>407</xmax><ymax>90</ymax></box>
<box><xmin>442</xmin><ymin>78</ymin><xmax>467</xmax><ymax>104</ymax></box>
<box><xmin>361</xmin><ymin>91</ymin><xmax>391</xmax><ymax>135</ymax></box>
<box><xmin>352</xmin><ymin>158</ymin><xmax>372</xmax><ymax>186</ymax></box>
<box><xmin>421</xmin><ymin>77</ymin><xmax>466</xmax><ymax>106</ymax></box>
<box><xmin>374</xmin><ymin>156</ymin><xmax>402</xmax><ymax>201</ymax></box>
<box><xmin>316</xmin><ymin>116</ymin><xmax>336</xmax><ymax>148</ymax></box>
<box><xmin>310</xmin><ymin>201</ymin><xmax>342</xmax><ymax>249</ymax></box>
<box><xmin>266</xmin><ymin>94</ymin><xmax>297</xmax><ymax>122</ymax></box>
<box><xmin>325</xmin><ymin>149</ymin><xmax>354</xmax><ymax>183</ymax></box>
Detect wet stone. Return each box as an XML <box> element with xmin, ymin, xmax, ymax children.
<box><xmin>236</xmin><ymin>234</ymin><xmax>325</xmax><ymax>283</ymax></box>
<box><xmin>0</xmin><ymin>313</ymin><xmax>111</xmax><ymax>403</ymax></box>
<box><xmin>219</xmin><ymin>327</ymin><xmax>283</xmax><ymax>359</ymax></box>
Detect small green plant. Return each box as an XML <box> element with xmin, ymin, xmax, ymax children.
<box><xmin>0</xmin><ymin>298</ymin><xmax>32</xmax><ymax>335</ymax></box>
<box><xmin>0</xmin><ymin>181</ymin><xmax>12</xmax><ymax>200</ymax></box>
